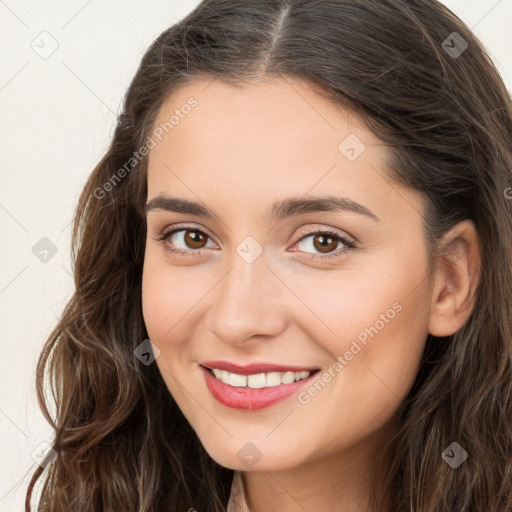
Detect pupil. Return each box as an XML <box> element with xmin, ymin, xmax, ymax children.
<box><xmin>187</xmin><ymin>230</ymin><xmax>205</xmax><ymax>248</ymax></box>
<box><xmin>315</xmin><ymin>234</ymin><xmax>336</xmax><ymax>253</ymax></box>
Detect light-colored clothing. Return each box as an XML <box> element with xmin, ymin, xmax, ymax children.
<box><xmin>227</xmin><ymin>471</ymin><xmax>252</xmax><ymax>512</ymax></box>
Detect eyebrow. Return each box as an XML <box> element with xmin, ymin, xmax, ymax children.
<box><xmin>144</xmin><ymin>193</ymin><xmax>380</xmax><ymax>222</ymax></box>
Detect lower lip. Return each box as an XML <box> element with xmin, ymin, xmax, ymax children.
<box><xmin>200</xmin><ymin>365</ymin><xmax>319</xmax><ymax>411</ymax></box>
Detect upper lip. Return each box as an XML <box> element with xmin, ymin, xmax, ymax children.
<box><xmin>200</xmin><ymin>360</ymin><xmax>320</xmax><ymax>375</ymax></box>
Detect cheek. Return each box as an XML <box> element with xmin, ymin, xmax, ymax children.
<box><xmin>281</xmin><ymin>266</ymin><xmax>430</xmax><ymax>458</ymax></box>
<box><xmin>289</xmin><ymin>253</ymin><xmax>431</xmax><ymax>400</ymax></box>
<box><xmin>141</xmin><ymin>263</ymin><xmax>175</xmax><ymax>341</ymax></box>
<box><xmin>141</xmin><ymin>254</ymin><xmax>206</xmax><ymax>405</ymax></box>
<box><xmin>141</xmin><ymin>251</ymin><xmax>209</xmax><ymax>343</ymax></box>
<box><xmin>288</xmin><ymin>256</ymin><xmax>428</xmax><ymax>344</ymax></box>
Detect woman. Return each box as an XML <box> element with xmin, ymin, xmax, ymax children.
<box><xmin>26</xmin><ymin>0</ymin><xmax>512</xmax><ymax>511</ymax></box>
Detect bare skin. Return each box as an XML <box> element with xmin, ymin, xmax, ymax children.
<box><xmin>141</xmin><ymin>76</ymin><xmax>480</xmax><ymax>512</ymax></box>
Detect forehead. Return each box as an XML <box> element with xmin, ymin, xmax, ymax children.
<box><xmin>145</xmin><ymin>76</ymin><xmax>414</xmax><ymax>222</ymax></box>
<box><xmin>149</xmin><ymin>76</ymin><xmax>380</xmax><ymax>162</ymax></box>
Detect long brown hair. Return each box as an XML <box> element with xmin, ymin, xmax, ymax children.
<box><xmin>26</xmin><ymin>1</ymin><xmax>512</xmax><ymax>510</ymax></box>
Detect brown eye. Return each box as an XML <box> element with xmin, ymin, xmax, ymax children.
<box><xmin>183</xmin><ymin>230</ymin><xmax>208</xmax><ymax>249</ymax></box>
<box><xmin>312</xmin><ymin>233</ymin><xmax>338</xmax><ymax>253</ymax></box>
<box><xmin>157</xmin><ymin>227</ymin><xmax>216</xmax><ymax>255</ymax></box>
<box><xmin>293</xmin><ymin>229</ymin><xmax>356</xmax><ymax>260</ymax></box>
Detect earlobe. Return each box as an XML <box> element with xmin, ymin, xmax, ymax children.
<box><xmin>428</xmin><ymin>220</ymin><xmax>481</xmax><ymax>337</ymax></box>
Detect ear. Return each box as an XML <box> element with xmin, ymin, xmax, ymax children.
<box><xmin>428</xmin><ymin>219</ymin><xmax>481</xmax><ymax>337</ymax></box>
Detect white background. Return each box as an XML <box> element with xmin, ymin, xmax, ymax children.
<box><xmin>1</xmin><ymin>0</ymin><xmax>510</xmax><ymax>510</ymax></box>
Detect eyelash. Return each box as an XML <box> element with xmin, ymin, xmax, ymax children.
<box><xmin>155</xmin><ymin>225</ymin><xmax>357</xmax><ymax>261</ymax></box>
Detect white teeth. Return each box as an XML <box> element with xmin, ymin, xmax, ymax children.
<box><xmin>230</xmin><ymin>372</ymin><xmax>248</xmax><ymax>387</ymax></box>
<box><xmin>281</xmin><ymin>371</ymin><xmax>295</xmax><ymax>384</ymax></box>
<box><xmin>248</xmin><ymin>373</ymin><xmax>267</xmax><ymax>388</ymax></box>
<box><xmin>209</xmin><ymin>368</ymin><xmax>312</xmax><ymax>388</ymax></box>
<box><xmin>265</xmin><ymin>372</ymin><xmax>282</xmax><ymax>387</ymax></box>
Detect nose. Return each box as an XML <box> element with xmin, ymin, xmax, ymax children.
<box><xmin>205</xmin><ymin>248</ymin><xmax>288</xmax><ymax>346</ymax></box>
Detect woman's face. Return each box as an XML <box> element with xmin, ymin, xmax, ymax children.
<box><xmin>142</xmin><ymin>76</ymin><xmax>434</xmax><ymax>472</ymax></box>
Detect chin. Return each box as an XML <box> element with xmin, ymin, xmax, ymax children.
<box><xmin>201</xmin><ymin>439</ymin><xmax>301</xmax><ymax>472</ymax></box>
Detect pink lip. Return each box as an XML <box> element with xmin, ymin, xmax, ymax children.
<box><xmin>200</xmin><ymin>365</ymin><xmax>319</xmax><ymax>411</ymax></box>
<box><xmin>200</xmin><ymin>360</ymin><xmax>318</xmax><ymax>375</ymax></box>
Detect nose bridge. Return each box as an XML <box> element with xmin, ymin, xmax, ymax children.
<box><xmin>206</xmin><ymin>246</ymin><xmax>287</xmax><ymax>345</ymax></box>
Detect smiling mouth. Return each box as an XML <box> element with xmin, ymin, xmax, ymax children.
<box><xmin>201</xmin><ymin>365</ymin><xmax>321</xmax><ymax>389</ymax></box>
<box><xmin>200</xmin><ymin>364</ymin><xmax>321</xmax><ymax>411</ymax></box>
